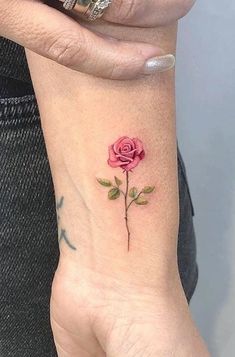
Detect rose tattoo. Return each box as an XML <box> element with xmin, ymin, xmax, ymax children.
<box><xmin>97</xmin><ymin>136</ymin><xmax>155</xmax><ymax>251</ymax></box>
<box><xmin>108</xmin><ymin>136</ymin><xmax>145</xmax><ymax>171</ymax></box>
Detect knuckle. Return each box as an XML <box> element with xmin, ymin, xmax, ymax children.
<box><xmin>115</xmin><ymin>0</ymin><xmax>136</xmax><ymax>22</ymax></box>
<box><xmin>46</xmin><ymin>33</ymin><xmax>85</xmax><ymax>68</ymax></box>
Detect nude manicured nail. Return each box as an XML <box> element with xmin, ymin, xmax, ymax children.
<box><xmin>143</xmin><ymin>54</ymin><xmax>175</xmax><ymax>74</ymax></box>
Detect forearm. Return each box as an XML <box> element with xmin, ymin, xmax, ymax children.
<box><xmin>26</xmin><ymin>21</ymin><xmax>180</xmax><ymax>292</ymax></box>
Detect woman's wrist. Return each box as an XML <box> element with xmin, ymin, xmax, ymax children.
<box><xmin>27</xmin><ymin>20</ymin><xmax>180</xmax><ymax>295</ymax></box>
<box><xmin>51</xmin><ymin>157</ymin><xmax>180</xmax><ymax>292</ymax></box>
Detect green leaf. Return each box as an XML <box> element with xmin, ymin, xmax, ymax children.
<box><xmin>129</xmin><ymin>187</ymin><xmax>138</xmax><ymax>198</ymax></box>
<box><xmin>142</xmin><ymin>186</ymin><xmax>155</xmax><ymax>194</ymax></box>
<box><xmin>108</xmin><ymin>187</ymin><xmax>120</xmax><ymax>200</ymax></box>
<box><xmin>135</xmin><ymin>196</ymin><xmax>148</xmax><ymax>205</ymax></box>
<box><xmin>114</xmin><ymin>176</ymin><xmax>122</xmax><ymax>186</ymax></box>
<box><xmin>97</xmin><ymin>178</ymin><xmax>112</xmax><ymax>187</ymax></box>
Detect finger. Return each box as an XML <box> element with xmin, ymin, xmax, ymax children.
<box><xmin>0</xmin><ymin>0</ymin><xmax>175</xmax><ymax>80</ymax></box>
<box><xmin>103</xmin><ymin>0</ymin><xmax>196</xmax><ymax>27</ymax></box>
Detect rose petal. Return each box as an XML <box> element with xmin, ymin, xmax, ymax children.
<box><xmin>108</xmin><ymin>145</ymin><xmax>117</xmax><ymax>161</ymax></box>
<box><xmin>119</xmin><ymin>149</ymin><xmax>137</xmax><ymax>158</ymax></box>
<box><xmin>113</xmin><ymin>136</ymin><xmax>129</xmax><ymax>153</ymax></box>
<box><xmin>119</xmin><ymin>137</ymin><xmax>135</xmax><ymax>147</ymax></box>
<box><xmin>107</xmin><ymin>159</ymin><xmax>125</xmax><ymax>168</ymax></box>
<box><xmin>132</xmin><ymin>138</ymin><xmax>144</xmax><ymax>155</ymax></box>
<box><xmin>121</xmin><ymin>144</ymin><xmax>132</xmax><ymax>152</ymax></box>
<box><xmin>122</xmin><ymin>156</ymin><xmax>140</xmax><ymax>171</ymax></box>
<box><xmin>116</xmin><ymin>153</ymin><xmax>133</xmax><ymax>162</ymax></box>
<box><xmin>116</xmin><ymin>138</ymin><xmax>134</xmax><ymax>153</ymax></box>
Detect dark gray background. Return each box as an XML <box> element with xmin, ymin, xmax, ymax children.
<box><xmin>176</xmin><ymin>0</ymin><xmax>235</xmax><ymax>356</ymax></box>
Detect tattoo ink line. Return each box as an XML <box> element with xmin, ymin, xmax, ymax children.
<box><xmin>56</xmin><ymin>196</ymin><xmax>77</xmax><ymax>251</ymax></box>
<box><xmin>56</xmin><ymin>196</ymin><xmax>64</xmax><ymax>210</ymax></box>
<box><xmin>59</xmin><ymin>229</ymin><xmax>76</xmax><ymax>251</ymax></box>
<box><xmin>124</xmin><ymin>171</ymin><xmax>131</xmax><ymax>251</ymax></box>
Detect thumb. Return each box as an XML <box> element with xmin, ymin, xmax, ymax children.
<box><xmin>0</xmin><ymin>0</ymin><xmax>175</xmax><ymax>80</ymax></box>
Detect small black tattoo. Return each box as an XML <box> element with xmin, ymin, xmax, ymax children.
<box><xmin>56</xmin><ymin>196</ymin><xmax>76</xmax><ymax>251</ymax></box>
<box><xmin>56</xmin><ymin>196</ymin><xmax>64</xmax><ymax>210</ymax></box>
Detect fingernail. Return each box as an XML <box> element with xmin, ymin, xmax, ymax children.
<box><xmin>143</xmin><ymin>54</ymin><xmax>175</xmax><ymax>74</ymax></box>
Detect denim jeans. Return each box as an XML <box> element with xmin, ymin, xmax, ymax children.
<box><xmin>0</xmin><ymin>94</ymin><xmax>198</xmax><ymax>357</ymax></box>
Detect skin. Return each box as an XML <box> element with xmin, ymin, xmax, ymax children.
<box><xmin>103</xmin><ymin>0</ymin><xmax>196</xmax><ymax>26</ymax></box>
<box><xmin>0</xmin><ymin>0</ymin><xmax>195</xmax><ymax>79</ymax></box>
<box><xmin>26</xmin><ymin>15</ymin><xmax>210</xmax><ymax>357</ymax></box>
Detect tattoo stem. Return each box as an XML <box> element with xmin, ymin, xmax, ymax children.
<box><xmin>127</xmin><ymin>191</ymin><xmax>143</xmax><ymax>210</ymax></box>
<box><xmin>124</xmin><ymin>171</ymin><xmax>131</xmax><ymax>251</ymax></box>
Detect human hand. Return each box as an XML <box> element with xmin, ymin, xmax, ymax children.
<box><xmin>0</xmin><ymin>0</ymin><xmax>194</xmax><ymax>80</ymax></box>
<box><xmin>96</xmin><ymin>0</ymin><xmax>196</xmax><ymax>27</ymax></box>
<box><xmin>51</xmin><ymin>262</ymin><xmax>210</xmax><ymax>357</ymax></box>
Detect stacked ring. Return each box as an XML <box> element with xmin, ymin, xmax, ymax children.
<box><xmin>61</xmin><ymin>0</ymin><xmax>112</xmax><ymax>20</ymax></box>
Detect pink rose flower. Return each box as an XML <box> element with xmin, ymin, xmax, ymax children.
<box><xmin>108</xmin><ymin>136</ymin><xmax>145</xmax><ymax>171</ymax></box>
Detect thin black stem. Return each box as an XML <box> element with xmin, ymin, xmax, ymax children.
<box><xmin>127</xmin><ymin>191</ymin><xmax>143</xmax><ymax>210</ymax></box>
<box><xmin>124</xmin><ymin>171</ymin><xmax>131</xmax><ymax>251</ymax></box>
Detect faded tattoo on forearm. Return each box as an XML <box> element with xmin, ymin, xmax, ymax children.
<box><xmin>56</xmin><ymin>196</ymin><xmax>76</xmax><ymax>251</ymax></box>
<box><xmin>97</xmin><ymin>137</ymin><xmax>155</xmax><ymax>251</ymax></box>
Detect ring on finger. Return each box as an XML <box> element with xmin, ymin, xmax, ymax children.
<box><xmin>61</xmin><ymin>0</ymin><xmax>113</xmax><ymax>20</ymax></box>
